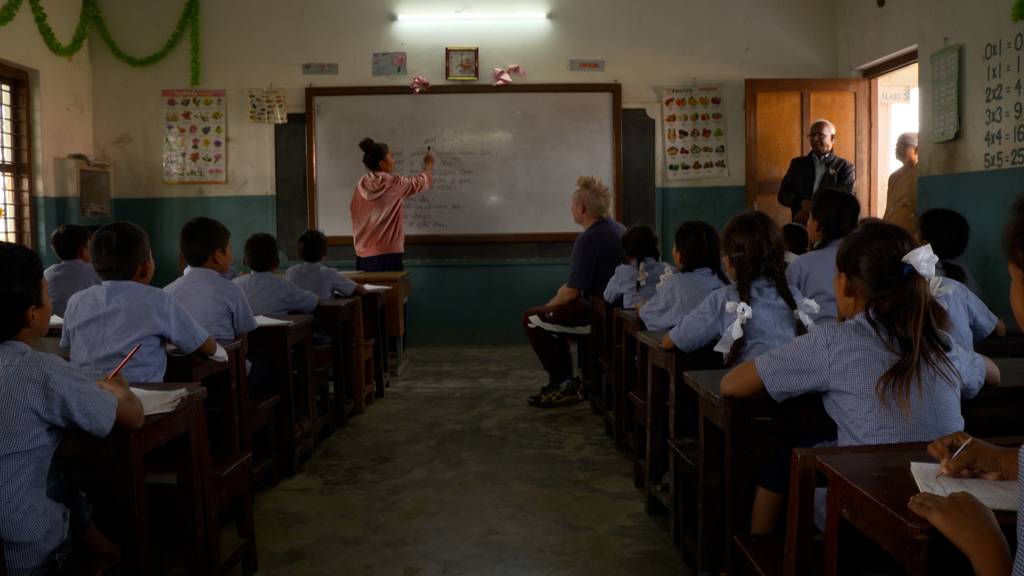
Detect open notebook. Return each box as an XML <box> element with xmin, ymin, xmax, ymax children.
<box><xmin>255</xmin><ymin>315</ymin><xmax>294</xmax><ymax>327</ymax></box>
<box><xmin>911</xmin><ymin>462</ymin><xmax>1019</xmax><ymax>511</ymax></box>
<box><xmin>49</xmin><ymin>315</ymin><xmax>63</xmax><ymax>327</ymax></box>
<box><xmin>362</xmin><ymin>284</ymin><xmax>391</xmax><ymax>293</ymax></box>
<box><xmin>131</xmin><ymin>387</ymin><xmax>189</xmax><ymax>416</ymax></box>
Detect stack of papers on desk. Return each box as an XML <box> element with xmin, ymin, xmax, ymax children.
<box><xmin>362</xmin><ymin>284</ymin><xmax>391</xmax><ymax>293</ymax></box>
<box><xmin>911</xmin><ymin>462</ymin><xmax>1018</xmax><ymax>511</ymax></box>
<box><xmin>49</xmin><ymin>315</ymin><xmax>63</xmax><ymax>327</ymax></box>
<box><xmin>131</xmin><ymin>387</ymin><xmax>188</xmax><ymax>415</ymax></box>
<box><xmin>255</xmin><ymin>315</ymin><xmax>294</xmax><ymax>327</ymax></box>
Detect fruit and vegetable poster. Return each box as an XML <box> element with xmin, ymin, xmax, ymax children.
<box><xmin>662</xmin><ymin>85</ymin><xmax>728</xmax><ymax>180</ymax></box>
<box><xmin>162</xmin><ymin>89</ymin><xmax>227</xmax><ymax>184</ymax></box>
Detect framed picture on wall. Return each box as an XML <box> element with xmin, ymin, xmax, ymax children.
<box><xmin>445</xmin><ymin>47</ymin><xmax>479</xmax><ymax>81</ymax></box>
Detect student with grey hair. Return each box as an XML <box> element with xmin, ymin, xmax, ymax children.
<box><xmin>777</xmin><ymin>119</ymin><xmax>856</xmax><ymax>224</ymax></box>
<box><xmin>883</xmin><ymin>132</ymin><xmax>920</xmax><ymax>231</ymax></box>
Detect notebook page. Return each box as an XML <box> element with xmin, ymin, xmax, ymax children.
<box><xmin>911</xmin><ymin>462</ymin><xmax>1018</xmax><ymax>511</ymax></box>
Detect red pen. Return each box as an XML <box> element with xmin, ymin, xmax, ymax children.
<box><xmin>106</xmin><ymin>343</ymin><xmax>142</xmax><ymax>380</ymax></box>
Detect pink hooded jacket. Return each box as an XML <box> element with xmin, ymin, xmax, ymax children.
<box><xmin>350</xmin><ymin>171</ymin><xmax>433</xmax><ymax>257</ymax></box>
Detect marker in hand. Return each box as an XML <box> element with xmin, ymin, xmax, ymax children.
<box><xmin>106</xmin><ymin>343</ymin><xmax>142</xmax><ymax>380</ymax></box>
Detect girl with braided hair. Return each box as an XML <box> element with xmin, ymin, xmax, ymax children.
<box><xmin>661</xmin><ymin>211</ymin><xmax>816</xmax><ymax>366</ymax></box>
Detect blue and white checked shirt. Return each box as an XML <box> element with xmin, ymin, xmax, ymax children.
<box><xmin>603</xmin><ymin>258</ymin><xmax>672</xmax><ymax>309</ymax></box>
<box><xmin>234</xmin><ymin>272</ymin><xmax>318</xmax><ymax>316</ymax></box>
<box><xmin>785</xmin><ymin>240</ymin><xmax>840</xmax><ymax>323</ymax></box>
<box><xmin>43</xmin><ymin>260</ymin><xmax>101</xmax><ymax>318</ymax></box>
<box><xmin>755</xmin><ymin>312</ymin><xmax>986</xmax><ymax>446</ymax></box>
<box><xmin>935</xmin><ymin>278</ymin><xmax>999</xmax><ymax>351</ymax></box>
<box><xmin>164</xmin><ymin>267</ymin><xmax>258</xmax><ymax>341</ymax></box>
<box><xmin>62</xmin><ymin>281</ymin><xmax>210</xmax><ymax>383</ymax></box>
<box><xmin>639</xmin><ymin>268</ymin><xmax>726</xmax><ymax>331</ymax></box>
<box><xmin>0</xmin><ymin>341</ymin><xmax>117</xmax><ymax>576</ymax></box>
<box><xmin>285</xmin><ymin>262</ymin><xmax>359</xmax><ymax>300</ymax></box>
<box><xmin>670</xmin><ymin>278</ymin><xmax>807</xmax><ymax>363</ymax></box>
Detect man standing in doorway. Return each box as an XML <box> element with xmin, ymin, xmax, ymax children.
<box><xmin>883</xmin><ymin>132</ymin><xmax>919</xmax><ymax>232</ymax></box>
<box><xmin>777</xmin><ymin>119</ymin><xmax>856</xmax><ymax>224</ymax></box>
<box><xmin>522</xmin><ymin>176</ymin><xmax>625</xmax><ymax>408</ymax></box>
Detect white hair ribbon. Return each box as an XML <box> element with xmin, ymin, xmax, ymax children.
<box><xmin>793</xmin><ymin>297</ymin><xmax>820</xmax><ymax>330</ymax></box>
<box><xmin>902</xmin><ymin>244</ymin><xmax>952</xmax><ymax>299</ymax></box>
<box><xmin>656</xmin><ymin>265</ymin><xmax>674</xmax><ymax>289</ymax></box>
<box><xmin>637</xmin><ymin>261</ymin><xmax>648</xmax><ymax>287</ymax></box>
<box><xmin>713</xmin><ymin>301</ymin><xmax>753</xmax><ymax>355</ymax></box>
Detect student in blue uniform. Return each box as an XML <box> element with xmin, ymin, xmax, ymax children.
<box><xmin>785</xmin><ymin>188</ymin><xmax>861</xmax><ymax>323</ymax></box>
<box><xmin>235</xmin><ymin>233</ymin><xmax>318</xmax><ymax>316</ymax></box>
<box><xmin>640</xmin><ymin>221</ymin><xmax>728</xmax><ymax>331</ymax></box>
<box><xmin>933</xmin><ymin>274</ymin><xmax>1004</xmax><ymax>350</ymax></box>
<box><xmin>909</xmin><ymin>196</ymin><xmax>1024</xmax><ymax>576</ymax></box>
<box><xmin>286</xmin><ymin>229</ymin><xmax>365</xmax><ymax>300</ymax></box>
<box><xmin>62</xmin><ymin>222</ymin><xmax>216</xmax><ymax>383</ymax></box>
<box><xmin>919</xmin><ymin>208</ymin><xmax>981</xmax><ymax>294</ymax></box>
<box><xmin>721</xmin><ymin>220</ymin><xmax>997</xmax><ymax>534</ymax></box>
<box><xmin>0</xmin><ymin>241</ymin><xmax>143</xmax><ymax>576</ymax></box>
<box><xmin>662</xmin><ymin>211</ymin><xmax>814</xmax><ymax>365</ymax></box>
<box><xmin>165</xmin><ymin>217</ymin><xmax>258</xmax><ymax>341</ymax></box>
<box><xmin>43</xmin><ymin>224</ymin><xmax>101</xmax><ymax>318</ymax></box>
<box><xmin>603</xmin><ymin>224</ymin><xmax>671</xmax><ymax>309</ymax></box>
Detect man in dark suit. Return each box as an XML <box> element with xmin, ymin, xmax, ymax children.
<box><xmin>777</xmin><ymin>119</ymin><xmax>855</xmax><ymax>224</ymax></box>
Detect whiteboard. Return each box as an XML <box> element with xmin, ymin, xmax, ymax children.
<box><xmin>309</xmin><ymin>86</ymin><xmax>619</xmax><ymax>241</ymax></box>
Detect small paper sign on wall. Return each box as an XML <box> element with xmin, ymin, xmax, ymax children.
<box><xmin>162</xmin><ymin>89</ymin><xmax>227</xmax><ymax>184</ymax></box>
<box><xmin>661</xmin><ymin>85</ymin><xmax>728</xmax><ymax>181</ymax></box>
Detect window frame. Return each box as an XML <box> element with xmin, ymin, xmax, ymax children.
<box><xmin>0</xmin><ymin>61</ymin><xmax>33</xmax><ymax>247</ymax></box>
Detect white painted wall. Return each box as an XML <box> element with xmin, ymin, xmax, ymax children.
<box><xmin>0</xmin><ymin>3</ymin><xmax>94</xmax><ymax>198</ymax></box>
<box><xmin>836</xmin><ymin>0</ymin><xmax>1024</xmax><ymax>176</ymax></box>
<box><xmin>90</xmin><ymin>0</ymin><xmax>839</xmax><ymax>198</ymax></box>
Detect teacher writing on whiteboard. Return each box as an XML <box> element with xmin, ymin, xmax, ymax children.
<box><xmin>350</xmin><ymin>138</ymin><xmax>435</xmax><ymax>272</ymax></box>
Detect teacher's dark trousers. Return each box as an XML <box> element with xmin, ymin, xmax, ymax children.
<box><xmin>356</xmin><ymin>253</ymin><xmax>404</xmax><ymax>272</ymax></box>
<box><xmin>521</xmin><ymin>298</ymin><xmax>591</xmax><ymax>386</ymax></box>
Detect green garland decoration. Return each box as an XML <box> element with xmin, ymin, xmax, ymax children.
<box><xmin>0</xmin><ymin>0</ymin><xmax>201</xmax><ymax>86</ymax></box>
<box><xmin>1014</xmin><ymin>0</ymin><xmax>1024</xmax><ymax>21</ymax></box>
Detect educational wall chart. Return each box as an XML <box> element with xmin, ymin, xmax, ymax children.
<box><xmin>372</xmin><ymin>52</ymin><xmax>408</xmax><ymax>76</ymax></box>
<box><xmin>981</xmin><ymin>30</ymin><xmax>1024</xmax><ymax>170</ymax></box>
<box><xmin>162</xmin><ymin>89</ymin><xmax>227</xmax><ymax>184</ymax></box>
<box><xmin>661</xmin><ymin>85</ymin><xmax>728</xmax><ymax>180</ymax></box>
<box><xmin>247</xmin><ymin>88</ymin><xmax>286</xmax><ymax>124</ymax></box>
<box><xmin>931</xmin><ymin>45</ymin><xmax>961</xmax><ymax>143</ymax></box>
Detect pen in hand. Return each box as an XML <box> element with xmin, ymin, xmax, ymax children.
<box><xmin>936</xmin><ymin>436</ymin><xmax>974</xmax><ymax>479</ymax></box>
<box><xmin>106</xmin><ymin>343</ymin><xmax>142</xmax><ymax>380</ymax></box>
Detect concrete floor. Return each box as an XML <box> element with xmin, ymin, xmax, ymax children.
<box><xmin>254</xmin><ymin>346</ymin><xmax>690</xmax><ymax>575</ymax></box>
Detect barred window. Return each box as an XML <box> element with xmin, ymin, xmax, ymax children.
<box><xmin>0</xmin><ymin>63</ymin><xmax>32</xmax><ymax>246</ymax></box>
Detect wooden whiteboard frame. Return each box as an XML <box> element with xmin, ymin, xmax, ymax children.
<box><xmin>305</xmin><ymin>83</ymin><xmax>622</xmax><ymax>245</ymax></box>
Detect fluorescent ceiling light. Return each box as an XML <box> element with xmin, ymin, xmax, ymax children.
<box><xmin>396</xmin><ymin>12</ymin><xmax>549</xmax><ymax>21</ymax></box>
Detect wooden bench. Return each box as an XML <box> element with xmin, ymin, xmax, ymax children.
<box><xmin>311</xmin><ymin>298</ymin><xmax>359</xmax><ymax>428</ymax></box>
<box><xmin>590</xmin><ymin>297</ymin><xmax>617</xmax><ymax>435</ymax></box>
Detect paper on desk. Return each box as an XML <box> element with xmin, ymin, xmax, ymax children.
<box><xmin>911</xmin><ymin>462</ymin><xmax>1018</xmax><ymax>511</ymax></box>
<box><xmin>255</xmin><ymin>315</ymin><xmax>294</xmax><ymax>327</ymax></box>
<box><xmin>527</xmin><ymin>314</ymin><xmax>591</xmax><ymax>335</ymax></box>
<box><xmin>212</xmin><ymin>343</ymin><xmax>228</xmax><ymax>362</ymax></box>
<box><xmin>362</xmin><ymin>284</ymin><xmax>391</xmax><ymax>293</ymax></box>
<box><xmin>131</xmin><ymin>387</ymin><xmax>188</xmax><ymax>415</ymax></box>
<box><xmin>49</xmin><ymin>315</ymin><xmax>63</xmax><ymax>327</ymax></box>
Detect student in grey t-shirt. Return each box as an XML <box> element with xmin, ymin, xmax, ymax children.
<box><xmin>521</xmin><ymin>176</ymin><xmax>625</xmax><ymax>408</ymax></box>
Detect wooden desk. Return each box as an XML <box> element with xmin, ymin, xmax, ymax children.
<box><xmin>637</xmin><ymin>330</ymin><xmax>674</xmax><ymax>516</ymax></box>
<box><xmin>346</xmin><ymin>271</ymin><xmax>412</xmax><ymax>374</ymax></box>
<box><xmin>614</xmin><ymin>309</ymin><xmax>645</xmax><ymax>462</ymax></box>
<box><xmin>590</xmin><ymin>298</ymin><xmax>617</xmax><ymax>435</ymax></box>
<box><xmin>312</xmin><ymin>298</ymin><xmax>359</xmax><ymax>428</ymax></box>
<box><xmin>359</xmin><ymin>292</ymin><xmax>389</xmax><ymax>398</ymax></box>
<box><xmin>31</xmin><ymin>337</ymin><xmax>68</xmax><ymax>359</ymax></box>
<box><xmin>248</xmin><ymin>315</ymin><xmax>314</xmax><ymax>477</ymax></box>
<box><xmin>62</xmin><ymin>384</ymin><xmax>211</xmax><ymax>576</ymax></box>
<box><xmin>964</xmin><ymin>356</ymin><xmax>1024</xmax><ymax>438</ymax></box>
<box><xmin>818</xmin><ymin>445</ymin><xmax>1018</xmax><ymax>576</ymax></box>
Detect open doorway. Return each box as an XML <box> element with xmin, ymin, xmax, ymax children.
<box><xmin>867</xmin><ymin>54</ymin><xmax>920</xmax><ymax>218</ymax></box>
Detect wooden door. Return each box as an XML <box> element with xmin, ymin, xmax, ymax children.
<box><xmin>745</xmin><ymin>79</ymin><xmax>870</xmax><ymax>225</ymax></box>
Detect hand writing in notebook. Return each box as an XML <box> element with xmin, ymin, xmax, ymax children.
<box><xmin>908</xmin><ymin>432</ymin><xmax>1020</xmax><ymax>576</ymax></box>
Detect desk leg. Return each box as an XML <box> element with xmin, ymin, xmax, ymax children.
<box><xmin>334</xmin><ymin>323</ymin><xmax>353</xmax><ymax>427</ymax></box>
<box><xmin>276</xmin><ymin>352</ymin><xmax>298</xmax><ymax>478</ymax></box>
<box><xmin>823</xmin><ymin>479</ymin><xmax>841</xmax><ymax>576</ymax></box>
<box><xmin>697</xmin><ymin>400</ymin><xmax>724</xmax><ymax>575</ymax></box>
<box><xmin>119</xmin><ymin>442</ymin><xmax>151</xmax><ymax>575</ymax></box>
<box><xmin>180</xmin><ymin>403</ymin><xmax>211</xmax><ymax>576</ymax></box>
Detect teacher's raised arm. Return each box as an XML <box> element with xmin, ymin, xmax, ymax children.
<box><xmin>350</xmin><ymin>138</ymin><xmax>435</xmax><ymax>272</ymax></box>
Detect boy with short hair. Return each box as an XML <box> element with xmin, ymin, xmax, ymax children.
<box><xmin>285</xmin><ymin>229</ymin><xmax>365</xmax><ymax>299</ymax></box>
<box><xmin>62</xmin><ymin>221</ymin><xmax>217</xmax><ymax>383</ymax></box>
<box><xmin>165</xmin><ymin>217</ymin><xmax>258</xmax><ymax>341</ymax></box>
<box><xmin>0</xmin><ymin>241</ymin><xmax>143</xmax><ymax>576</ymax></box>
<box><xmin>44</xmin><ymin>224</ymin><xmax>101</xmax><ymax>317</ymax></box>
<box><xmin>235</xmin><ymin>233</ymin><xmax>318</xmax><ymax>316</ymax></box>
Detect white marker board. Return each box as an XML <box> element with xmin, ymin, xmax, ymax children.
<box><xmin>307</xmin><ymin>85</ymin><xmax>621</xmax><ymax>242</ymax></box>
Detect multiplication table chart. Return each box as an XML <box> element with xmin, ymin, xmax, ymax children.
<box><xmin>932</xmin><ymin>44</ymin><xmax>961</xmax><ymax>143</ymax></box>
<box><xmin>982</xmin><ymin>31</ymin><xmax>1024</xmax><ymax>169</ymax></box>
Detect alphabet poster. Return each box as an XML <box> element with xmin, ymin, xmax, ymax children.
<box><xmin>662</xmin><ymin>85</ymin><xmax>728</xmax><ymax>180</ymax></box>
<box><xmin>162</xmin><ymin>89</ymin><xmax>227</xmax><ymax>184</ymax></box>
